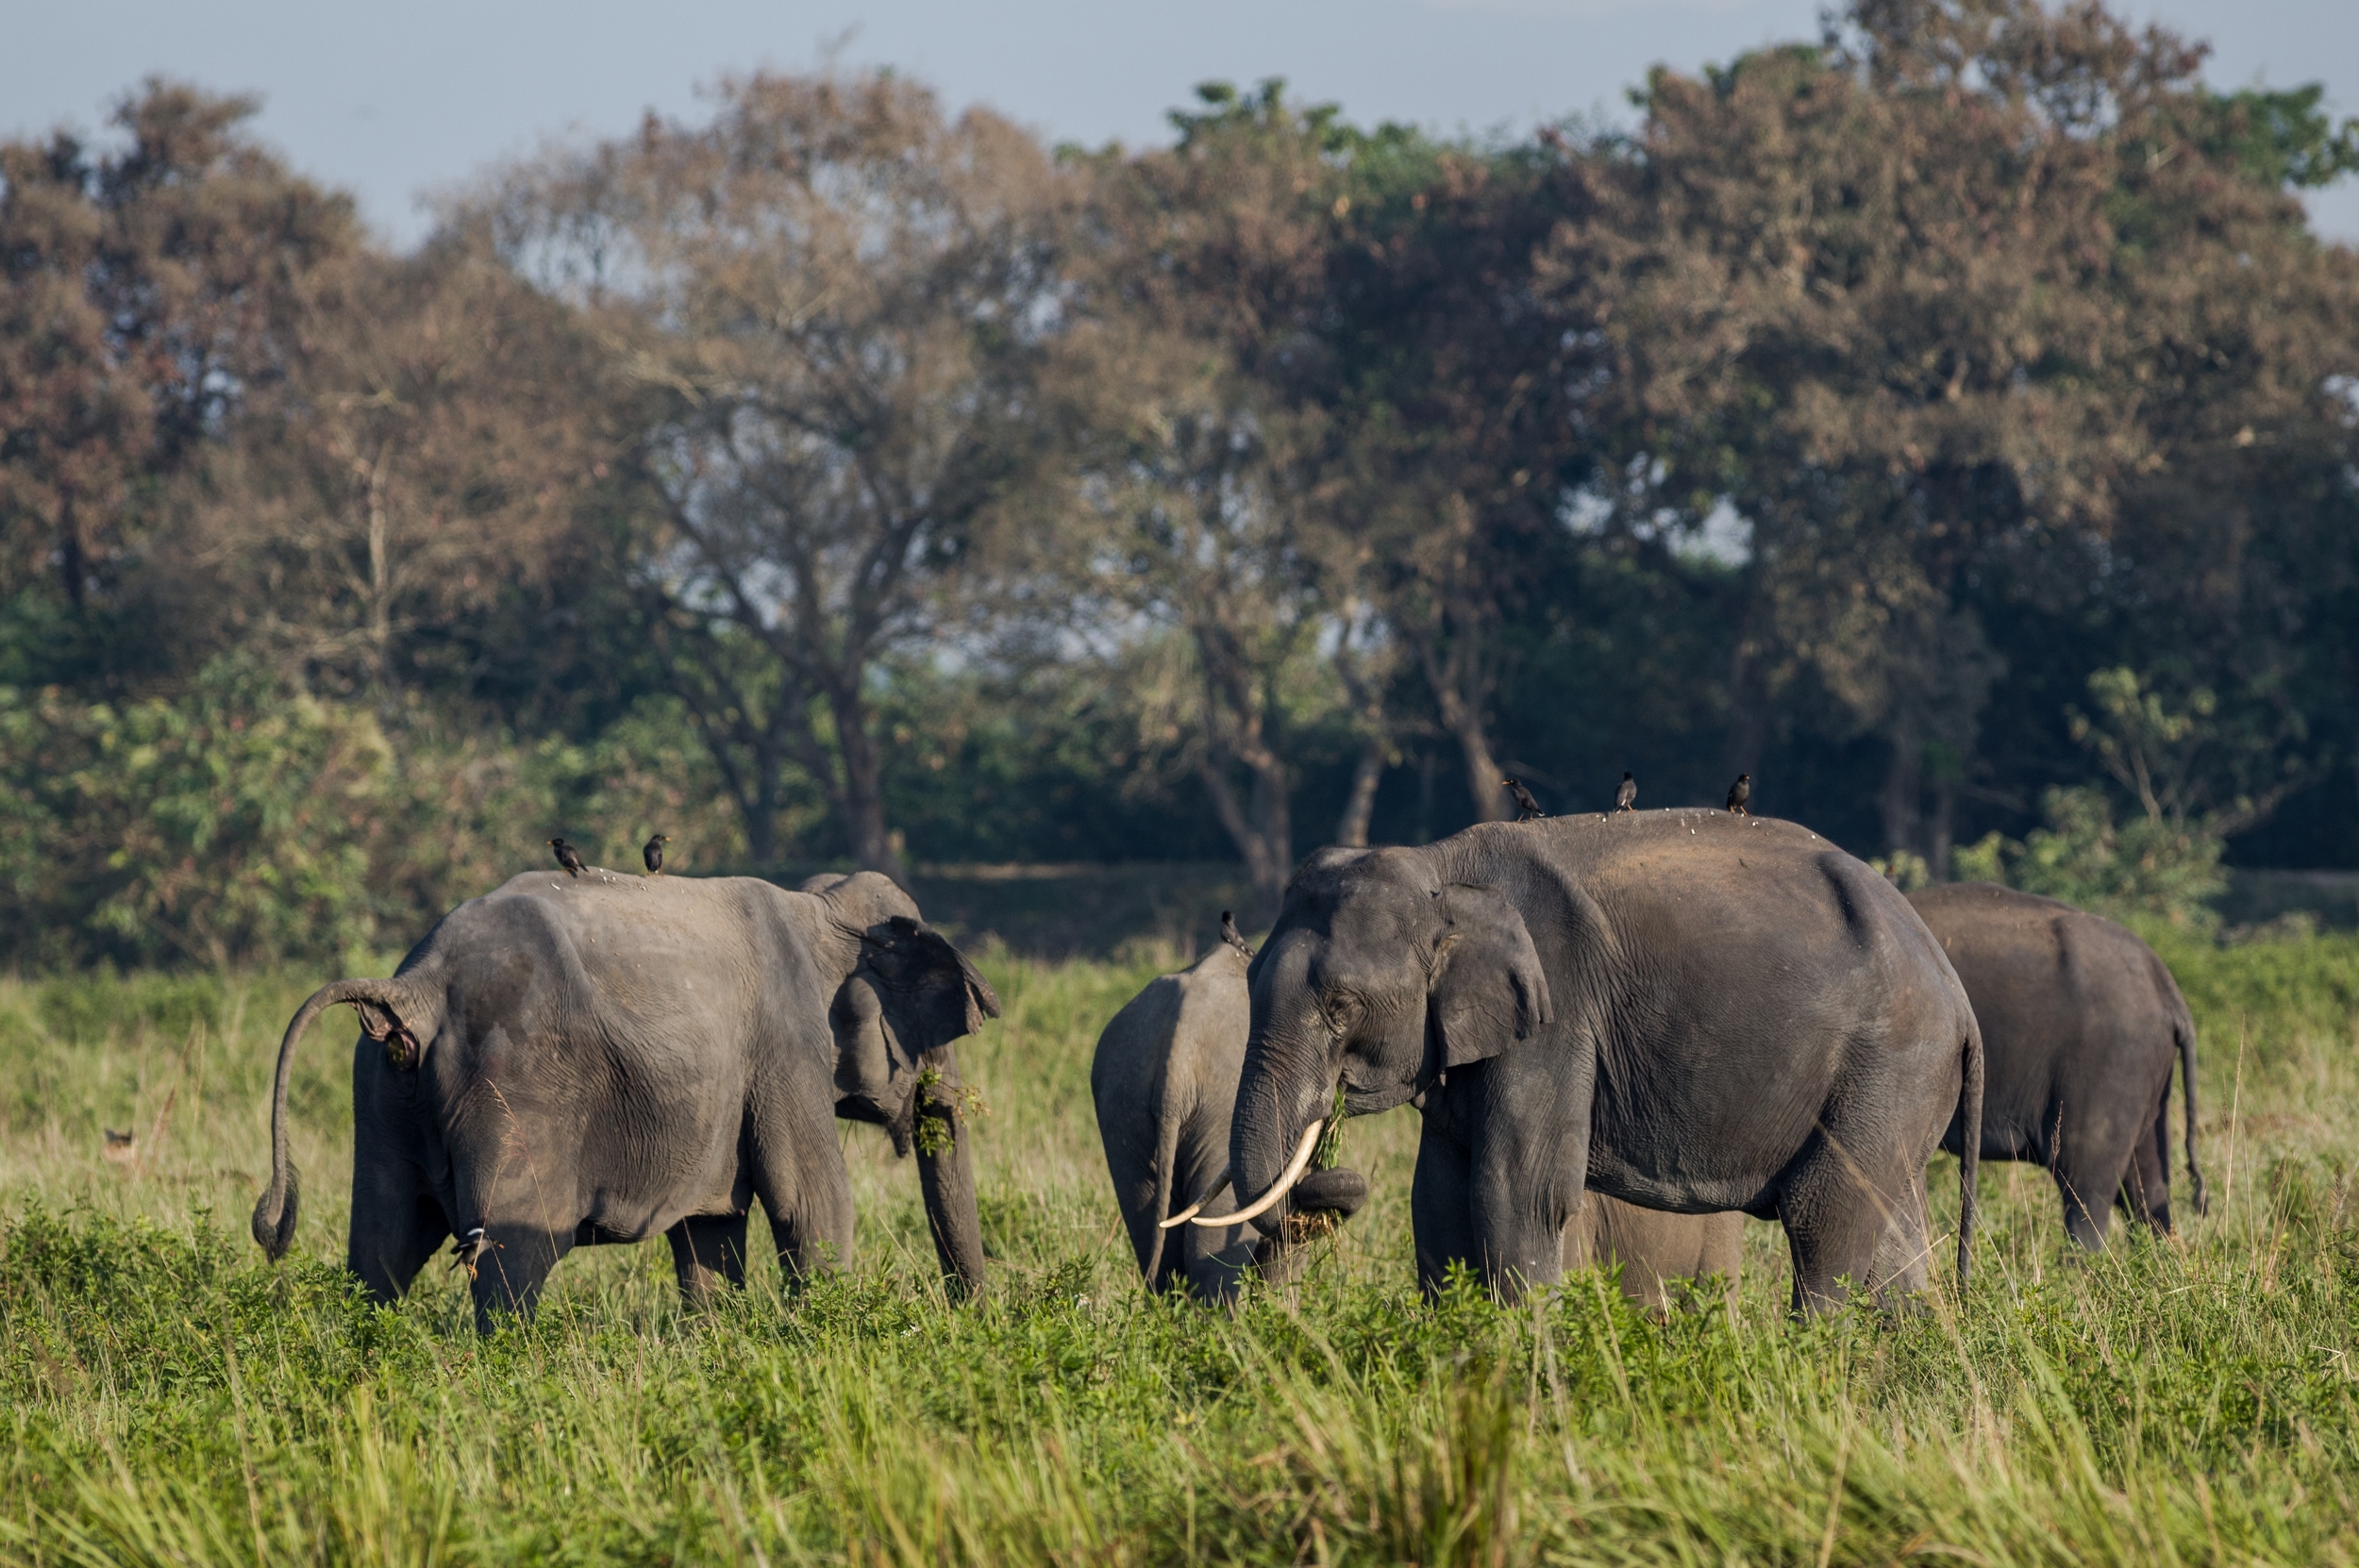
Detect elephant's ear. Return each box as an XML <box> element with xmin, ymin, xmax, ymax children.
<box><xmin>861</xmin><ymin>915</ymin><xmax>1002</xmax><ymax>1058</ymax></box>
<box><xmin>1429</xmin><ymin>885</ymin><xmax>1553</xmax><ymax>1071</ymax></box>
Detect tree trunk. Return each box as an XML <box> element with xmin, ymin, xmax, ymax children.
<box><xmin>830</xmin><ymin>682</ymin><xmax>904</xmax><ymax>880</ymax></box>
<box><xmin>1415</xmin><ymin>633</ymin><xmax>1507</xmax><ymax>826</ymax></box>
<box><xmin>1439</xmin><ymin>693</ymin><xmax>1508</xmax><ymax>826</ymax></box>
<box><xmin>1928</xmin><ymin>776</ymin><xmax>1958</xmax><ymax>881</ymax></box>
<box><xmin>58</xmin><ymin>489</ymin><xmax>87</xmax><ymax>612</ymax></box>
<box><xmin>1197</xmin><ymin>754</ymin><xmax>1290</xmax><ymax>920</ymax></box>
<box><xmin>1880</xmin><ymin>724</ymin><xmax>1924</xmax><ymax>860</ymax></box>
<box><xmin>1722</xmin><ymin>620</ymin><xmax>1771</xmax><ymax>782</ymax></box>
<box><xmin>1335</xmin><ymin>736</ymin><xmax>1385</xmax><ymax>848</ymax></box>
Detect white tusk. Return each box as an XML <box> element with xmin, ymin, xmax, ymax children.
<box><xmin>1190</xmin><ymin>1122</ymin><xmax>1323</xmax><ymax>1228</ymax></box>
<box><xmin>1160</xmin><ymin>1165</ymin><xmax>1234</xmax><ymax>1229</ymax></box>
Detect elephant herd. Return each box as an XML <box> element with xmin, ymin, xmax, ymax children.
<box><xmin>251</xmin><ymin>813</ymin><xmax>2202</xmax><ymax>1330</ymax></box>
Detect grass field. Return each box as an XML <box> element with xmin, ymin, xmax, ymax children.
<box><xmin>0</xmin><ymin>929</ymin><xmax>2355</xmax><ymax>1565</ymax></box>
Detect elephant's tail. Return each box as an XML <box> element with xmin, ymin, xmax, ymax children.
<box><xmin>251</xmin><ymin>977</ymin><xmax>419</xmax><ymax>1262</ymax></box>
<box><xmin>2176</xmin><ymin>1000</ymin><xmax>2206</xmax><ymax>1219</ymax></box>
<box><xmin>1139</xmin><ymin>1100</ymin><xmax>1187</xmax><ymax>1290</ymax></box>
<box><xmin>1956</xmin><ymin>1022</ymin><xmax>1983</xmax><ymax>1291</ymax></box>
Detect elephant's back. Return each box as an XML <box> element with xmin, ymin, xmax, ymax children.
<box><xmin>1452</xmin><ymin>813</ymin><xmax>1976</xmax><ymax>1210</ymax></box>
<box><xmin>1910</xmin><ymin>881</ymin><xmax>2180</xmax><ymax>1134</ymax></box>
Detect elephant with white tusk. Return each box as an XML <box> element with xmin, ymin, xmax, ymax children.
<box><xmin>1228</xmin><ymin>813</ymin><xmax>1983</xmax><ymax>1314</ymax></box>
<box><xmin>1093</xmin><ymin>915</ymin><xmax>1748</xmax><ymax>1309</ymax></box>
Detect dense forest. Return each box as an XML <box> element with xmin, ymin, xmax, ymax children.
<box><xmin>3</xmin><ymin>0</ymin><xmax>2356</xmax><ymax>965</ymax></box>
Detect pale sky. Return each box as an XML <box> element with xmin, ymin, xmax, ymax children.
<box><xmin>4</xmin><ymin>0</ymin><xmax>2355</xmax><ymax>246</ymax></box>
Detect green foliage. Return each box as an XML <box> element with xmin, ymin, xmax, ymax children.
<box><xmin>1953</xmin><ymin>784</ymin><xmax>2229</xmax><ymax>930</ymax></box>
<box><xmin>2198</xmin><ymin>83</ymin><xmax>2359</xmax><ymax>191</ymax></box>
<box><xmin>0</xmin><ymin>940</ymin><xmax>2354</xmax><ymax>1562</ymax></box>
<box><xmin>0</xmin><ymin>657</ymin><xmax>389</xmax><ymax>967</ymax></box>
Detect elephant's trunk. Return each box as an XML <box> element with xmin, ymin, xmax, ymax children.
<box><xmin>913</xmin><ymin>1048</ymin><xmax>988</xmax><ymax>1301</ymax></box>
<box><xmin>252</xmin><ymin>977</ymin><xmax>417</xmax><ymax>1261</ymax></box>
<box><xmin>1226</xmin><ymin>1022</ymin><xmax>1334</xmax><ymax>1240</ymax></box>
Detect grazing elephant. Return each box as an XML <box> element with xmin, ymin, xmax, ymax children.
<box><xmin>1092</xmin><ymin>926</ymin><xmax>1367</xmax><ymax>1304</ymax></box>
<box><xmin>1908</xmin><ymin>882</ymin><xmax>2205</xmax><ymax>1248</ymax></box>
<box><xmin>250</xmin><ymin>868</ymin><xmax>998</xmax><ymax>1330</ymax></box>
<box><xmin>1097</xmin><ymin>919</ymin><xmax>1747</xmax><ymax>1309</ymax></box>
<box><xmin>1217</xmin><ymin>812</ymin><xmax>1983</xmax><ymax>1313</ymax></box>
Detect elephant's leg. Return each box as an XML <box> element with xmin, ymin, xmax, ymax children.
<box><xmin>750</xmin><ymin>1135</ymin><xmax>856</xmax><ymax>1289</ymax></box>
<box><xmin>347</xmin><ymin>1157</ymin><xmax>450</xmax><ymax>1306</ymax></box>
<box><xmin>2052</xmin><ymin>1106</ymin><xmax>2142</xmax><ymax>1252</ymax></box>
<box><xmin>2116</xmin><ymin>1101</ymin><xmax>2173</xmax><ymax>1235</ymax></box>
<box><xmin>1411</xmin><ymin>1119</ymin><xmax>1478</xmax><ymax>1297</ymax></box>
<box><xmin>1776</xmin><ymin>1142</ymin><xmax>1892</xmax><ymax>1316</ymax></box>
<box><xmin>468</xmin><ymin>1221</ymin><xmax>574</xmax><ymax>1334</ymax></box>
<box><xmin>1866</xmin><ymin>1166</ymin><xmax>1934</xmax><ymax>1307</ymax></box>
<box><xmin>666</xmin><ymin>1213</ymin><xmax>750</xmax><ymax>1306</ymax></box>
<box><xmin>1467</xmin><ymin>1059</ymin><xmax>1587</xmax><ymax>1302</ymax></box>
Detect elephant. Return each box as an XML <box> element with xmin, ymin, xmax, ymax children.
<box><xmin>1908</xmin><ymin>881</ymin><xmax>2205</xmax><ymax>1248</ymax></box>
<box><xmin>1220</xmin><ymin>811</ymin><xmax>1984</xmax><ymax>1314</ymax></box>
<box><xmin>1091</xmin><ymin>925</ymin><xmax>1368</xmax><ymax>1304</ymax></box>
<box><xmin>250</xmin><ymin>867</ymin><xmax>998</xmax><ymax>1330</ymax></box>
<box><xmin>1565</xmin><ymin>1201</ymin><xmax>1746</xmax><ymax>1314</ymax></box>
<box><xmin>1096</xmin><ymin>916</ymin><xmax>1748</xmax><ymax>1310</ymax></box>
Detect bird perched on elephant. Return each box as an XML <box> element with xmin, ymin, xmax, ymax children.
<box><xmin>1096</xmin><ymin>915</ymin><xmax>1748</xmax><ymax>1309</ymax></box>
<box><xmin>1224</xmin><ymin>812</ymin><xmax>1983</xmax><ymax>1314</ymax></box>
<box><xmin>1908</xmin><ymin>881</ymin><xmax>2204</xmax><ymax>1248</ymax></box>
<box><xmin>250</xmin><ymin>867</ymin><xmax>998</xmax><ymax>1331</ymax></box>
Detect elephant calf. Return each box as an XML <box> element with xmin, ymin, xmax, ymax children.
<box><xmin>1910</xmin><ymin>882</ymin><xmax>2204</xmax><ymax>1248</ymax></box>
<box><xmin>1093</xmin><ymin>922</ymin><xmax>1745</xmax><ymax>1309</ymax></box>
<box><xmin>1092</xmin><ymin>930</ymin><xmax>1365</xmax><ymax>1304</ymax></box>
<box><xmin>251</xmin><ymin>868</ymin><xmax>998</xmax><ymax>1330</ymax></box>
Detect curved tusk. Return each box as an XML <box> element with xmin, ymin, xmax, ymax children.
<box><xmin>1158</xmin><ymin>1164</ymin><xmax>1231</xmax><ymax>1230</ymax></box>
<box><xmin>1190</xmin><ymin>1122</ymin><xmax>1323</xmax><ymax>1228</ymax></box>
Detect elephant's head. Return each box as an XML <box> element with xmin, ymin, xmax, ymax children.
<box><xmin>803</xmin><ymin>871</ymin><xmax>1001</xmax><ymax>1297</ymax></box>
<box><xmin>1223</xmin><ymin>848</ymin><xmax>1550</xmax><ymax>1236</ymax></box>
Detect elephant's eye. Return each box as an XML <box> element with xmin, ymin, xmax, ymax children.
<box><xmin>1320</xmin><ymin>991</ymin><xmax>1362</xmax><ymax>1036</ymax></box>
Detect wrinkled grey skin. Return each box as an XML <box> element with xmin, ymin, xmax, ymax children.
<box><xmin>250</xmin><ymin>869</ymin><xmax>997</xmax><ymax>1331</ymax></box>
<box><xmin>1231</xmin><ymin>813</ymin><xmax>1984</xmax><ymax>1314</ymax></box>
<box><xmin>1096</xmin><ymin>935</ymin><xmax>1747</xmax><ymax>1309</ymax></box>
<box><xmin>1909</xmin><ymin>882</ymin><xmax>2205</xmax><ymax>1249</ymax></box>
<box><xmin>1091</xmin><ymin>942</ymin><xmax>1363</xmax><ymax>1304</ymax></box>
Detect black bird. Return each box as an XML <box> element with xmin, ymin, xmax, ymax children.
<box><xmin>548</xmin><ymin>837</ymin><xmax>587</xmax><ymax>876</ymax></box>
<box><xmin>1726</xmin><ymin>774</ymin><xmax>1752</xmax><ymax>815</ymax></box>
<box><xmin>1614</xmin><ymin>772</ymin><xmax>1637</xmax><ymax>812</ymax></box>
<box><xmin>449</xmin><ymin>1226</ymin><xmax>492</xmax><ymax>1282</ymax></box>
<box><xmin>1220</xmin><ymin>909</ymin><xmax>1253</xmax><ymax>958</ymax></box>
<box><xmin>1501</xmin><ymin>777</ymin><xmax>1545</xmax><ymax>821</ymax></box>
<box><xmin>643</xmin><ymin>833</ymin><xmax>672</xmax><ymax>875</ymax></box>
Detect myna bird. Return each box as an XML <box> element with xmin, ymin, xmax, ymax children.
<box><xmin>1726</xmin><ymin>774</ymin><xmax>1752</xmax><ymax>815</ymax></box>
<box><xmin>548</xmin><ymin>837</ymin><xmax>587</xmax><ymax>876</ymax></box>
<box><xmin>450</xmin><ymin>1226</ymin><xmax>492</xmax><ymax>1282</ymax></box>
<box><xmin>1220</xmin><ymin>909</ymin><xmax>1253</xmax><ymax>958</ymax></box>
<box><xmin>1614</xmin><ymin>772</ymin><xmax>1637</xmax><ymax>812</ymax></box>
<box><xmin>643</xmin><ymin>833</ymin><xmax>671</xmax><ymax>875</ymax></box>
<box><xmin>1501</xmin><ymin>777</ymin><xmax>1545</xmax><ymax>821</ymax></box>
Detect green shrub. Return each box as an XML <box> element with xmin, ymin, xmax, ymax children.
<box><xmin>1953</xmin><ymin>783</ymin><xmax>2229</xmax><ymax>931</ymax></box>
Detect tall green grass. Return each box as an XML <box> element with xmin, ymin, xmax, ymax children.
<box><xmin>1</xmin><ymin>936</ymin><xmax>2354</xmax><ymax>1564</ymax></box>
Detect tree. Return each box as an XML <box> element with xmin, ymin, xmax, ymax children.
<box><xmin>501</xmin><ymin>73</ymin><xmax>1069</xmax><ymax>873</ymax></box>
<box><xmin>1319</xmin><ymin>131</ymin><xmax>1585</xmax><ymax>826</ymax></box>
<box><xmin>1066</xmin><ymin>83</ymin><xmax>1346</xmax><ymax>906</ymax></box>
<box><xmin>0</xmin><ymin>81</ymin><xmax>354</xmax><ymax>639</ymax></box>
<box><xmin>1544</xmin><ymin>0</ymin><xmax>2359</xmax><ymax>872</ymax></box>
<box><xmin>194</xmin><ymin>227</ymin><xmax>618</xmax><ymax>709</ymax></box>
